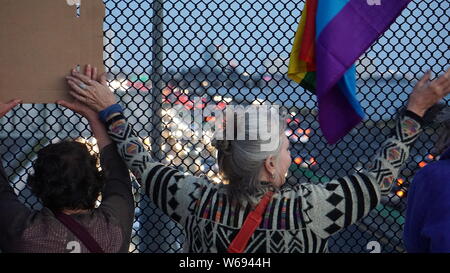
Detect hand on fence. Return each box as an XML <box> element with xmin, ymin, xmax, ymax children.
<box><xmin>58</xmin><ymin>65</ymin><xmax>102</xmax><ymax>120</ymax></box>
<box><xmin>0</xmin><ymin>99</ymin><xmax>21</xmax><ymax>118</ymax></box>
<box><xmin>407</xmin><ymin>67</ymin><xmax>450</xmax><ymax>117</ymax></box>
<box><xmin>65</xmin><ymin>65</ymin><xmax>116</xmax><ymax>112</ymax></box>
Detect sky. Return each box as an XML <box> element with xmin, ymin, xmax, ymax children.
<box><xmin>103</xmin><ymin>0</ymin><xmax>448</xmax><ymax>77</ymax></box>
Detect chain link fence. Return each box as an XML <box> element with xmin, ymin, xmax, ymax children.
<box><xmin>1</xmin><ymin>0</ymin><xmax>448</xmax><ymax>253</ymax></box>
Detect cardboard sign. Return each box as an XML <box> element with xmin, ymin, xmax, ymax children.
<box><xmin>0</xmin><ymin>0</ymin><xmax>105</xmax><ymax>103</ymax></box>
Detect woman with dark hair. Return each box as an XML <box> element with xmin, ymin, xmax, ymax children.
<box><xmin>0</xmin><ymin>65</ymin><xmax>134</xmax><ymax>253</ymax></box>
<box><xmin>67</xmin><ymin>66</ymin><xmax>450</xmax><ymax>253</ymax></box>
<box><xmin>404</xmin><ymin>106</ymin><xmax>450</xmax><ymax>252</ymax></box>
<box><xmin>28</xmin><ymin>141</ymin><xmax>106</xmax><ymax>212</ymax></box>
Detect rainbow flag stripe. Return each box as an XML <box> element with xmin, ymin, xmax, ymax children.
<box><xmin>288</xmin><ymin>0</ymin><xmax>317</xmax><ymax>92</ymax></box>
<box><xmin>289</xmin><ymin>0</ymin><xmax>411</xmax><ymax>144</ymax></box>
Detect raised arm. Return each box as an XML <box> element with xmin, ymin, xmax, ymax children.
<box><xmin>104</xmin><ymin>109</ymin><xmax>206</xmax><ymax>224</ymax></box>
<box><xmin>297</xmin><ymin>69</ymin><xmax>450</xmax><ymax>239</ymax></box>
<box><xmin>65</xmin><ymin>68</ymin><xmax>206</xmax><ymax>225</ymax></box>
<box><xmin>61</xmin><ymin>65</ymin><xmax>135</xmax><ymax>252</ymax></box>
<box><xmin>0</xmin><ymin>99</ymin><xmax>33</xmax><ymax>251</ymax></box>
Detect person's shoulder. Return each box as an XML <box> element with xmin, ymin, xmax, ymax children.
<box><xmin>26</xmin><ymin>208</ymin><xmax>53</xmax><ymax>223</ymax></box>
<box><xmin>412</xmin><ymin>159</ymin><xmax>450</xmax><ymax>187</ymax></box>
<box><xmin>93</xmin><ymin>206</ymin><xmax>124</xmax><ymax>225</ymax></box>
<box><xmin>99</xmin><ymin>143</ymin><xmax>117</xmax><ymax>157</ymax></box>
<box><xmin>418</xmin><ymin>159</ymin><xmax>450</xmax><ymax>175</ymax></box>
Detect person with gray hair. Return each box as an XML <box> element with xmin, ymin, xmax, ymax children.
<box><xmin>65</xmin><ymin>66</ymin><xmax>450</xmax><ymax>253</ymax></box>
<box><xmin>404</xmin><ymin>105</ymin><xmax>450</xmax><ymax>252</ymax></box>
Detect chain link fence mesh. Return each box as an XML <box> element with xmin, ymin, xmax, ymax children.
<box><xmin>1</xmin><ymin>0</ymin><xmax>448</xmax><ymax>253</ymax></box>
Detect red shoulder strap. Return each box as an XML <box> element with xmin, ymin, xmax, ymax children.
<box><xmin>52</xmin><ymin>210</ymin><xmax>105</xmax><ymax>253</ymax></box>
<box><xmin>227</xmin><ymin>191</ymin><xmax>274</xmax><ymax>253</ymax></box>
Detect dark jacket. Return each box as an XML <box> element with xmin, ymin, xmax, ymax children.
<box><xmin>404</xmin><ymin>147</ymin><xmax>450</xmax><ymax>253</ymax></box>
<box><xmin>0</xmin><ymin>144</ymin><xmax>134</xmax><ymax>253</ymax></box>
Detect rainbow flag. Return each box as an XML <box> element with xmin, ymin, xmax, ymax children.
<box><xmin>288</xmin><ymin>0</ymin><xmax>411</xmax><ymax>144</ymax></box>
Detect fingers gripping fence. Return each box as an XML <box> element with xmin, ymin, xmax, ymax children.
<box><xmin>1</xmin><ymin>0</ymin><xmax>448</xmax><ymax>253</ymax></box>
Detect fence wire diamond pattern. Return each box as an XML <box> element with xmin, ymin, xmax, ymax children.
<box><xmin>1</xmin><ymin>0</ymin><xmax>448</xmax><ymax>253</ymax></box>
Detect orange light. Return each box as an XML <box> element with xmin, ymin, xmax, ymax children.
<box><xmin>133</xmin><ymin>82</ymin><xmax>144</xmax><ymax>90</ymax></box>
<box><xmin>195</xmin><ymin>103</ymin><xmax>206</xmax><ymax>109</ymax></box>
<box><xmin>397</xmin><ymin>178</ymin><xmax>404</xmax><ymax>186</ymax></box>
<box><xmin>305</xmin><ymin>129</ymin><xmax>312</xmax><ymax>135</ymax></box>
<box><xmin>294</xmin><ymin>157</ymin><xmax>302</xmax><ymax>165</ymax></box>
<box><xmin>179</xmin><ymin>95</ymin><xmax>189</xmax><ymax>103</ymax></box>
<box><xmin>205</xmin><ymin>116</ymin><xmax>215</xmax><ymax>122</ymax></box>
<box><xmin>396</xmin><ymin>190</ymin><xmax>405</xmax><ymax>198</ymax></box>
<box><xmin>419</xmin><ymin>161</ymin><xmax>427</xmax><ymax>168</ymax></box>
<box><xmin>217</xmin><ymin>102</ymin><xmax>227</xmax><ymax>110</ymax></box>
<box><xmin>162</xmin><ymin>87</ymin><xmax>172</xmax><ymax>96</ymax></box>
<box><xmin>184</xmin><ymin>102</ymin><xmax>193</xmax><ymax>110</ymax></box>
<box><xmin>297</xmin><ymin>128</ymin><xmax>304</xmax><ymax>134</ymax></box>
<box><xmin>426</xmin><ymin>154</ymin><xmax>434</xmax><ymax>160</ymax></box>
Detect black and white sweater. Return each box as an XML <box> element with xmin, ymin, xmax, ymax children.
<box><xmin>105</xmin><ymin>110</ymin><xmax>422</xmax><ymax>253</ymax></box>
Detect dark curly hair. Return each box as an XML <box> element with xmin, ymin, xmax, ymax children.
<box><xmin>28</xmin><ymin>141</ymin><xmax>105</xmax><ymax>211</ymax></box>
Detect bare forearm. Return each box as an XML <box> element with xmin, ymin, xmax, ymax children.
<box><xmin>87</xmin><ymin>116</ymin><xmax>113</xmax><ymax>150</ymax></box>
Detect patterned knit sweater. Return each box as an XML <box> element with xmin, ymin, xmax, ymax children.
<box><xmin>105</xmin><ymin>110</ymin><xmax>423</xmax><ymax>253</ymax></box>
